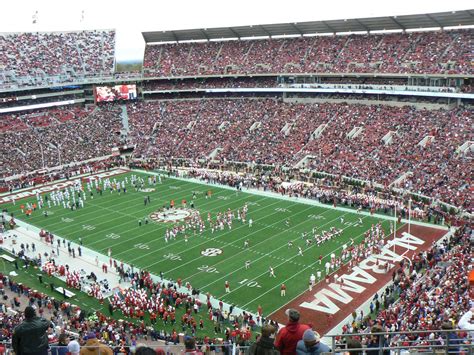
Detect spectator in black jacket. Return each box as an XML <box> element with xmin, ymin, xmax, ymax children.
<box><xmin>12</xmin><ymin>306</ymin><xmax>51</xmax><ymax>355</ymax></box>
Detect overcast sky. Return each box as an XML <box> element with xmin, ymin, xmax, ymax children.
<box><xmin>1</xmin><ymin>0</ymin><xmax>472</xmax><ymax>62</ymax></box>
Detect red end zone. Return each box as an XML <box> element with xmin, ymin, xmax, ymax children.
<box><xmin>269</xmin><ymin>224</ymin><xmax>448</xmax><ymax>334</ymax></box>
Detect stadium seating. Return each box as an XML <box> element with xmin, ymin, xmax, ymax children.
<box><xmin>0</xmin><ymin>105</ymin><xmax>121</xmax><ymax>176</ymax></box>
<box><xmin>126</xmin><ymin>99</ymin><xmax>472</xmax><ymax>210</ymax></box>
<box><xmin>0</xmin><ymin>30</ymin><xmax>115</xmax><ymax>88</ymax></box>
<box><xmin>143</xmin><ymin>29</ymin><xmax>473</xmax><ymax>77</ymax></box>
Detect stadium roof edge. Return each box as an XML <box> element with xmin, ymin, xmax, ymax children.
<box><xmin>142</xmin><ymin>10</ymin><xmax>474</xmax><ymax>43</ymax></box>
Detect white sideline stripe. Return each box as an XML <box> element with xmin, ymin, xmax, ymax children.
<box><xmin>142</xmin><ymin>199</ymin><xmax>307</xmax><ymax>270</ymax></box>
<box><xmin>216</xmin><ymin>213</ymin><xmax>373</xmax><ymax>300</ymax></box>
<box><xmin>251</xmin><ymin>219</ymin><xmax>394</xmax><ymax>312</ymax></box>
<box><xmin>181</xmin><ymin>205</ymin><xmax>340</xmax><ymax>282</ymax></box>
<box><xmin>112</xmin><ymin>195</ymin><xmax>275</xmax><ymax>260</ymax></box>
<box><xmin>22</xmin><ymin>177</ymin><xmax>216</xmax><ymax>232</ymax></box>
<box><xmin>134</xmin><ymin>169</ymin><xmax>448</xmax><ymax>231</ymax></box>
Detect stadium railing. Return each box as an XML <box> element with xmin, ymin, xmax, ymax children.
<box><xmin>325</xmin><ymin>329</ymin><xmax>473</xmax><ymax>355</ymax></box>
<box><xmin>0</xmin><ymin>330</ymin><xmax>472</xmax><ymax>354</ymax></box>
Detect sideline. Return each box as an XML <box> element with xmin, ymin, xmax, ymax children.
<box><xmin>133</xmin><ymin>169</ymin><xmax>448</xmax><ymax>231</ymax></box>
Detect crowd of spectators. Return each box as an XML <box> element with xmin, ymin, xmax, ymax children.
<box><xmin>0</xmin><ymin>104</ymin><xmax>122</xmax><ymax>176</ymax></box>
<box><xmin>0</xmin><ymin>30</ymin><xmax>115</xmax><ymax>87</ymax></box>
<box><xmin>336</xmin><ymin>225</ymin><xmax>472</xmax><ymax>353</ymax></box>
<box><xmin>127</xmin><ymin>99</ymin><xmax>472</xmax><ymax>211</ymax></box>
<box><xmin>143</xmin><ymin>29</ymin><xmax>473</xmax><ymax>77</ymax></box>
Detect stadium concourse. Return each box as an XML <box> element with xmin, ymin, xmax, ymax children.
<box><xmin>0</xmin><ymin>8</ymin><xmax>473</xmax><ymax>354</ymax></box>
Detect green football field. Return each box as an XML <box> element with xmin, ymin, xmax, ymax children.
<box><xmin>1</xmin><ymin>170</ymin><xmax>397</xmax><ymax>316</ymax></box>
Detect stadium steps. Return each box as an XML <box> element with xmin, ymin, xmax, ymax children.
<box><xmin>214</xmin><ymin>42</ymin><xmax>224</xmax><ymax>62</ymax></box>
<box><xmin>418</xmin><ymin>135</ymin><xmax>435</xmax><ymax>147</ymax></box>
<box><xmin>207</xmin><ymin>147</ymin><xmax>222</xmax><ymax>159</ymax></box>
<box><xmin>15</xmin><ymin>148</ymin><xmax>26</xmax><ymax>157</ymax></box>
<box><xmin>75</xmin><ymin>43</ymin><xmax>87</xmax><ymax>75</ymax></box>
<box><xmin>389</xmin><ymin>171</ymin><xmax>413</xmax><ymax>187</ymax></box>
<box><xmin>218</xmin><ymin>121</ymin><xmax>229</xmax><ymax>131</ymax></box>
<box><xmin>456</xmin><ymin>141</ymin><xmax>473</xmax><ymax>156</ymax></box>
<box><xmin>302</xmin><ymin>37</ymin><xmax>317</xmax><ymax>63</ymax></box>
<box><xmin>381</xmin><ymin>131</ymin><xmax>397</xmax><ymax>145</ymax></box>
<box><xmin>280</xmin><ymin>122</ymin><xmax>293</xmax><ymax>135</ymax></box>
<box><xmin>243</xmin><ymin>42</ymin><xmax>254</xmax><ymax>64</ymax></box>
<box><xmin>441</xmin><ymin>33</ymin><xmax>459</xmax><ymax>59</ymax></box>
<box><xmin>335</xmin><ymin>36</ymin><xmax>352</xmax><ymax>60</ymax></box>
<box><xmin>310</xmin><ymin>123</ymin><xmax>328</xmax><ymax>140</ymax></box>
<box><xmin>346</xmin><ymin>126</ymin><xmax>364</xmax><ymax>139</ymax></box>
<box><xmin>293</xmin><ymin>154</ymin><xmax>314</xmax><ymax>168</ymax></box>
<box><xmin>120</xmin><ymin>105</ymin><xmax>130</xmax><ymax>135</ymax></box>
<box><xmin>401</xmin><ymin>33</ymin><xmax>421</xmax><ymax>61</ymax></box>
<box><xmin>249</xmin><ymin>121</ymin><xmax>262</xmax><ymax>132</ymax></box>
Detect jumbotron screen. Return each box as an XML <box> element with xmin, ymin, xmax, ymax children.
<box><xmin>95</xmin><ymin>84</ymin><xmax>137</xmax><ymax>102</ymax></box>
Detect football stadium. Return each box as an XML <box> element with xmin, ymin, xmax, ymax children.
<box><xmin>0</xmin><ymin>2</ymin><xmax>473</xmax><ymax>354</ymax></box>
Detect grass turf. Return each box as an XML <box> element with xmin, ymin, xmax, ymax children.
<box><xmin>1</xmin><ymin>170</ymin><xmax>397</xmax><ymax>317</ymax></box>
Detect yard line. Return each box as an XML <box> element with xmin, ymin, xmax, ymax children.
<box><xmin>127</xmin><ymin>197</ymin><xmax>286</xmax><ymax>265</ymax></box>
<box><xmin>24</xmin><ymin>177</ymin><xmax>212</xmax><ymax>231</ymax></box>
<box><xmin>141</xmin><ymin>200</ymin><xmax>311</xmax><ymax>270</ymax></box>
<box><xmin>28</xmin><ymin>177</ymin><xmax>240</xmax><ymax>244</ymax></box>
<box><xmin>108</xmin><ymin>195</ymin><xmax>273</xmax><ymax>258</ymax></box>
<box><xmin>198</xmin><ymin>211</ymin><xmax>364</xmax><ymax>294</ymax></box>
<box><xmin>181</xmin><ymin>207</ymin><xmax>344</xmax><ymax>282</ymax></box>
<box><xmin>241</xmin><ymin>219</ymin><xmax>394</xmax><ymax>310</ymax></box>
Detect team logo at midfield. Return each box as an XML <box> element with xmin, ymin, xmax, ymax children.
<box><xmin>139</xmin><ymin>188</ymin><xmax>156</xmax><ymax>192</ymax></box>
<box><xmin>201</xmin><ymin>248</ymin><xmax>223</xmax><ymax>257</ymax></box>
<box><xmin>149</xmin><ymin>208</ymin><xmax>199</xmax><ymax>223</ymax></box>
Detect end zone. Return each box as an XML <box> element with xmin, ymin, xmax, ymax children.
<box><xmin>269</xmin><ymin>224</ymin><xmax>449</xmax><ymax>334</ymax></box>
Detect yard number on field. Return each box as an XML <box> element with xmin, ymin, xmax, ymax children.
<box><xmin>164</xmin><ymin>253</ymin><xmax>182</xmax><ymax>261</ymax></box>
<box><xmin>307</xmin><ymin>214</ymin><xmax>326</xmax><ymax>220</ymax></box>
<box><xmin>197</xmin><ymin>265</ymin><xmax>219</xmax><ymax>273</ymax></box>
<box><xmin>105</xmin><ymin>233</ymin><xmax>121</xmax><ymax>240</ymax></box>
<box><xmin>239</xmin><ymin>279</ymin><xmax>262</xmax><ymax>288</ymax></box>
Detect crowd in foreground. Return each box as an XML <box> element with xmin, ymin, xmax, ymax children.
<box><xmin>0</xmin><ymin>210</ymin><xmax>471</xmax><ymax>354</ymax></box>
<box><xmin>336</xmin><ymin>225</ymin><xmax>473</xmax><ymax>353</ymax></box>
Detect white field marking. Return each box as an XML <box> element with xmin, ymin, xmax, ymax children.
<box><xmin>153</xmin><ymin>203</ymin><xmax>327</xmax><ymax>275</ymax></box>
<box><xmin>141</xmin><ymin>200</ymin><xmax>314</xmax><ymax>271</ymax></box>
<box><xmin>196</xmin><ymin>211</ymin><xmax>364</xmax><ymax>293</ymax></box>
<box><xmin>158</xmin><ymin>172</ymin><xmax>447</xmax><ymax>230</ymax></box>
<box><xmin>118</xmin><ymin>197</ymin><xmax>283</xmax><ymax>262</ymax></box>
<box><xmin>24</xmin><ymin>178</ymin><xmax>236</xmax><ymax>245</ymax></box>
<box><xmin>100</xmin><ymin>194</ymin><xmax>271</xmax><ymax>257</ymax></box>
<box><xmin>10</xmin><ymin>177</ymin><xmax>245</xmax><ymax>262</ymax></box>
<box><xmin>182</xmin><ymin>209</ymin><xmax>341</xmax><ymax>282</ymax></box>
<box><xmin>244</xmin><ymin>219</ymin><xmax>394</xmax><ymax>311</ymax></box>
<box><xmin>22</xmin><ymin>177</ymin><xmax>211</xmax><ymax>231</ymax></box>
<box><xmin>137</xmin><ymin>169</ymin><xmax>449</xmax><ymax>232</ymax></box>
